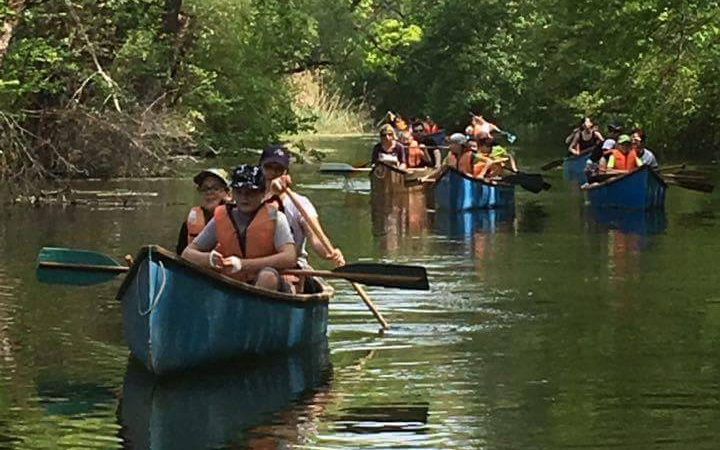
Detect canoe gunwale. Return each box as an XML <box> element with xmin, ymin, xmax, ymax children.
<box><xmin>370</xmin><ymin>161</ymin><xmax>431</xmax><ymax>193</ymax></box>
<box><xmin>116</xmin><ymin>245</ymin><xmax>333</xmax><ymax>305</ymax></box>
<box><xmin>563</xmin><ymin>152</ymin><xmax>590</xmax><ymax>163</ymax></box>
<box><xmin>581</xmin><ymin>166</ymin><xmax>667</xmax><ymax>191</ymax></box>
<box><xmin>436</xmin><ymin>167</ymin><xmax>514</xmax><ymax>187</ymax></box>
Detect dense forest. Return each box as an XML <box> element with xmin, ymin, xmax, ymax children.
<box><xmin>1</xmin><ymin>0</ymin><xmax>719</xmax><ymax>185</ymax></box>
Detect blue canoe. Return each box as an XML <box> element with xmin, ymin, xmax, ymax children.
<box><xmin>582</xmin><ymin>166</ymin><xmax>667</xmax><ymax>210</ymax></box>
<box><xmin>434</xmin><ymin>168</ymin><xmax>515</xmax><ymax>211</ymax></box>
<box><xmin>117</xmin><ymin>246</ymin><xmax>332</xmax><ymax>375</ymax></box>
<box><xmin>562</xmin><ymin>152</ymin><xmax>590</xmax><ymax>178</ymax></box>
<box><xmin>119</xmin><ymin>343</ymin><xmax>330</xmax><ymax>449</ymax></box>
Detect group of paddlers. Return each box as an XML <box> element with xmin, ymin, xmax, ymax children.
<box><xmin>177</xmin><ymin>145</ymin><xmax>344</xmax><ymax>293</ymax></box>
<box><xmin>372</xmin><ymin>112</ymin><xmax>517</xmax><ymax>180</ymax></box>
<box><xmin>566</xmin><ymin>117</ymin><xmax>659</xmax><ymax>183</ymax></box>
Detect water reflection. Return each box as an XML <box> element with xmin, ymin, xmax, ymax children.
<box><xmin>118</xmin><ymin>342</ymin><xmax>332</xmax><ymax>450</ymax></box>
<box><xmin>432</xmin><ymin>208</ymin><xmax>516</xmax><ymax>238</ymax></box>
<box><xmin>370</xmin><ymin>191</ymin><xmax>429</xmax><ymax>252</ymax></box>
<box><xmin>587</xmin><ymin>206</ymin><xmax>668</xmax><ymax>236</ymax></box>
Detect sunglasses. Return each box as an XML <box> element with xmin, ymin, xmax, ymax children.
<box><xmin>198</xmin><ymin>185</ymin><xmax>226</xmax><ymax>193</ymax></box>
<box><xmin>381</xmin><ymin>132</ymin><xmax>394</xmax><ymax>137</ymax></box>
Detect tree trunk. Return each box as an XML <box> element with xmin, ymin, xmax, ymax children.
<box><xmin>163</xmin><ymin>0</ymin><xmax>182</xmax><ymax>34</ymax></box>
<box><xmin>0</xmin><ymin>0</ymin><xmax>26</xmax><ymax>70</ymax></box>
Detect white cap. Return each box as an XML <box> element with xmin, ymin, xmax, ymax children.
<box><xmin>448</xmin><ymin>133</ymin><xmax>467</xmax><ymax>145</ymax></box>
<box><xmin>602</xmin><ymin>139</ymin><xmax>615</xmax><ymax>150</ymax></box>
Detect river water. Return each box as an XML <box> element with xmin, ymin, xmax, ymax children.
<box><xmin>0</xmin><ymin>136</ymin><xmax>719</xmax><ymax>449</ymax></box>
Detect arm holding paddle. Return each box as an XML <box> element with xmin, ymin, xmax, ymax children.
<box><xmin>270</xmin><ymin>176</ymin><xmax>345</xmax><ymax>267</ymax></box>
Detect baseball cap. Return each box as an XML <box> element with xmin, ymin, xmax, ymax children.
<box><xmin>448</xmin><ymin>133</ymin><xmax>467</xmax><ymax>145</ymax></box>
<box><xmin>193</xmin><ymin>168</ymin><xmax>229</xmax><ymax>187</ymax></box>
<box><xmin>229</xmin><ymin>164</ymin><xmax>265</xmax><ymax>190</ymax></box>
<box><xmin>258</xmin><ymin>145</ymin><xmax>290</xmax><ymax>169</ymax></box>
<box><xmin>617</xmin><ymin>134</ymin><xmax>632</xmax><ymax>144</ymax></box>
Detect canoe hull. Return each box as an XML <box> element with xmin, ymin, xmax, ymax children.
<box><xmin>118</xmin><ymin>246</ymin><xmax>331</xmax><ymax>375</ymax></box>
<box><xmin>370</xmin><ymin>162</ymin><xmax>429</xmax><ymax>194</ymax></box>
<box><xmin>434</xmin><ymin>168</ymin><xmax>515</xmax><ymax>211</ymax></box>
<box><xmin>583</xmin><ymin>166</ymin><xmax>666</xmax><ymax>210</ymax></box>
<box><xmin>562</xmin><ymin>153</ymin><xmax>590</xmax><ymax>177</ymax></box>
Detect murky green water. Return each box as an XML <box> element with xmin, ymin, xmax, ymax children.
<box><xmin>1</xmin><ymin>136</ymin><xmax>719</xmax><ymax>449</ymax></box>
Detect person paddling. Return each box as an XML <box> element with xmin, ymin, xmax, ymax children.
<box><xmin>372</xmin><ymin>124</ymin><xmax>407</xmax><ymax>170</ymax></box>
<box><xmin>176</xmin><ymin>169</ymin><xmax>230</xmax><ymax>255</ymax></box>
<box><xmin>468</xmin><ymin>114</ymin><xmax>501</xmax><ymax>140</ymax></box>
<box><xmin>630</xmin><ymin>128</ymin><xmax>658</xmax><ymax>169</ymax></box>
<box><xmin>444</xmin><ymin>133</ymin><xmax>474</xmax><ymax>174</ymax></box>
<box><xmin>568</xmin><ymin>117</ymin><xmax>603</xmax><ymax>156</ymax></box>
<box><xmin>472</xmin><ymin>138</ymin><xmax>505</xmax><ymax>179</ymax></box>
<box><xmin>182</xmin><ymin>164</ymin><xmax>297</xmax><ymax>292</ymax></box>
<box><xmin>600</xmin><ymin>134</ymin><xmax>643</xmax><ymax>173</ymax></box>
<box><xmin>258</xmin><ymin>145</ymin><xmax>345</xmax><ymax>272</ymax></box>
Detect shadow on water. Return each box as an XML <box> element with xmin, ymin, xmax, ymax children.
<box><xmin>117</xmin><ymin>342</ymin><xmax>332</xmax><ymax>450</ymax></box>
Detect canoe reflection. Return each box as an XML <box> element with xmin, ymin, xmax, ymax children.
<box><xmin>118</xmin><ymin>342</ymin><xmax>332</xmax><ymax>450</ymax></box>
<box><xmin>433</xmin><ymin>207</ymin><xmax>516</xmax><ymax>237</ymax></box>
<box><xmin>371</xmin><ymin>191</ymin><xmax>429</xmax><ymax>251</ymax></box>
<box><xmin>587</xmin><ymin>206</ymin><xmax>668</xmax><ymax>235</ymax></box>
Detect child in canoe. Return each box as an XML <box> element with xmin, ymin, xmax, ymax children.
<box><xmin>182</xmin><ymin>164</ymin><xmax>297</xmax><ymax>292</ymax></box>
<box><xmin>175</xmin><ymin>168</ymin><xmax>231</xmax><ymax>255</ymax></box>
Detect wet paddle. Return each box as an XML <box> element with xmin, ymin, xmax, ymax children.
<box><xmin>282</xmin><ymin>187</ymin><xmax>395</xmax><ymax>329</ymax></box>
<box><xmin>501</xmin><ymin>168</ymin><xmax>551</xmax><ymax>194</ymax></box>
<box><xmin>319</xmin><ymin>163</ymin><xmax>372</xmax><ymax>175</ymax></box>
<box><xmin>660</xmin><ymin>174</ymin><xmax>715</xmax><ymax>193</ymax></box>
<box><xmin>283</xmin><ymin>264</ymin><xmax>429</xmax><ymax>291</ymax></box>
<box><xmin>36</xmin><ymin>247</ymin><xmax>128</xmax><ymax>285</ymax></box>
<box><xmin>37</xmin><ymin>246</ymin><xmax>428</xmax><ymax>293</ymax></box>
<box><xmin>541</xmin><ymin>148</ymin><xmax>593</xmax><ymax>171</ymax></box>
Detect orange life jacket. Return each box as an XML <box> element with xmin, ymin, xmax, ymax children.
<box><xmin>214</xmin><ymin>204</ymin><xmax>277</xmax><ymax>282</ymax></box>
<box><xmin>186</xmin><ymin>206</ymin><xmax>207</xmax><ymax>245</ymax></box>
<box><xmin>407</xmin><ymin>139</ymin><xmax>425</xmax><ymax>168</ymax></box>
<box><xmin>609</xmin><ymin>149</ymin><xmax>640</xmax><ymax>171</ymax></box>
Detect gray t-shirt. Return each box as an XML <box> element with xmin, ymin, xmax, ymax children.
<box><xmin>639</xmin><ymin>148</ymin><xmax>658</xmax><ymax>169</ymax></box>
<box><xmin>281</xmin><ymin>193</ymin><xmax>317</xmax><ymax>265</ymax></box>
<box><xmin>192</xmin><ymin>206</ymin><xmax>295</xmax><ymax>253</ymax></box>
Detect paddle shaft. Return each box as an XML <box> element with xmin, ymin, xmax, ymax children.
<box><xmin>38</xmin><ymin>261</ymin><xmax>129</xmax><ymax>272</ymax></box>
<box><xmin>284</xmin><ymin>188</ymin><xmax>390</xmax><ymax>330</ymax></box>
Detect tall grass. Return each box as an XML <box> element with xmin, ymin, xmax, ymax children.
<box><xmin>291</xmin><ymin>72</ymin><xmax>372</xmax><ymax>136</ymax></box>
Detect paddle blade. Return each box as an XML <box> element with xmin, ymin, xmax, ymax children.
<box><xmin>36</xmin><ymin>247</ymin><xmax>124</xmax><ymax>286</ymax></box>
<box><xmin>540</xmin><ymin>158</ymin><xmax>564</xmax><ymax>171</ymax></box>
<box><xmin>333</xmin><ymin>263</ymin><xmax>429</xmax><ymax>290</ymax></box>
<box><xmin>502</xmin><ymin>173</ymin><xmax>551</xmax><ymax>194</ymax></box>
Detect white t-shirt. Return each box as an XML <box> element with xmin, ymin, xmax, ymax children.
<box><xmin>281</xmin><ymin>194</ymin><xmax>317</xmax><ymax>265</ymax></box>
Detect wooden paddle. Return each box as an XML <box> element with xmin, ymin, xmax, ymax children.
<box><xmin>319</xmin><ymin>163</ymin><xmax>373</xmax><ymax>175</ymax></box>
<box><xmin>282</xmin><ymin>187</ymin><xmax>395</xmax><ymax>329</ymax></box>
<box><xmin>540</xmin><ymin>148</ymin><xmax>593</xmax><ymax>171</ymax></box>
<box><xmin>36</xmin><ymin>247</ymin><xmax>429</xmax><ymax>292</ymax></box>
<box><xmin>660</xmin><ymin>174</ymin><xmax>715</xmax><ymax>193</ymax></box>
<box><xmin>501</xmin><ymin>167</ymin><xmax>551</xmax><ymax>193</ymax></box>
